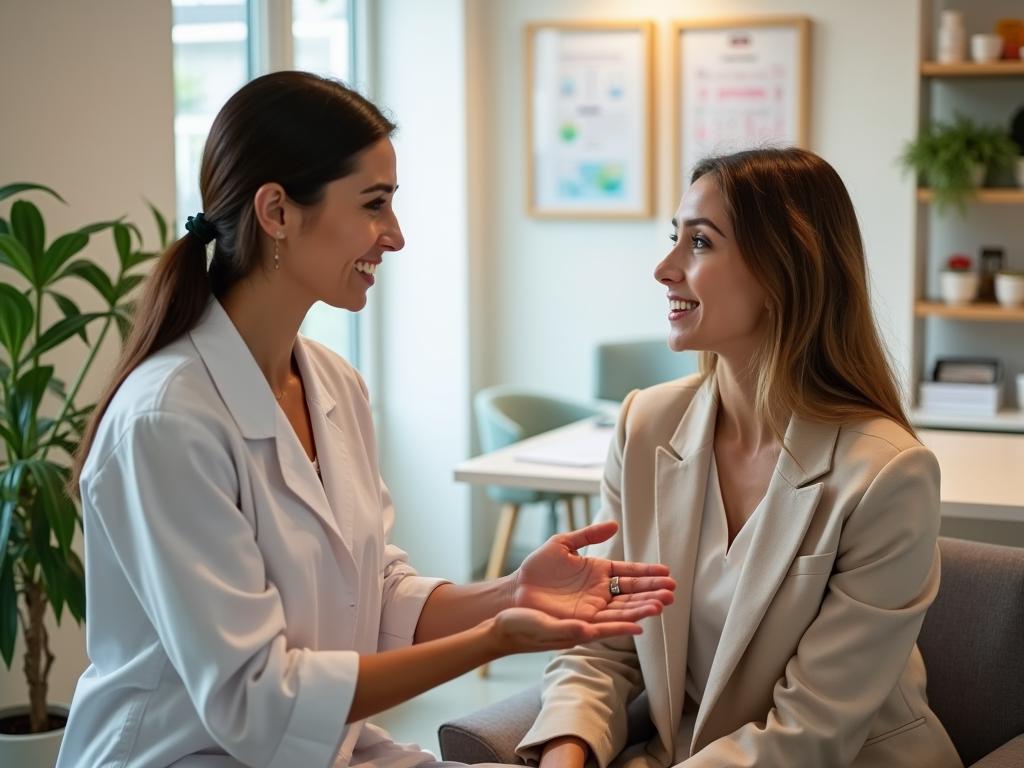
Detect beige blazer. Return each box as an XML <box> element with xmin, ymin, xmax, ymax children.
<box><xmin>518</xmin><ymin>374</ymin><xmax>962</xmax><ymax>768</ymax></box>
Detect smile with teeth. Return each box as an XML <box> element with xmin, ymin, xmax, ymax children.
<box><xmin>670</xmin><ymin>299</ymin><xmax>699</xmax><ymax>311</ymax></box>
<box><xmin>355</xmin><ymin>261</ymin><xmax>377</xmax><ymax>276</ymax></box>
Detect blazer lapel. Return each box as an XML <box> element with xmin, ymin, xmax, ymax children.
<box><xmin>643</xmin><ymin>378</ymin><xmax>717</xmax><ymax>765</ymax></box>
<box><xmin>690</xmin><ymin>416</ymin><xmax>838</xmax><ymax>754</ymax></box>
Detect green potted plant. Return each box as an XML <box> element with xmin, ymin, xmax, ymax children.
<box><xmin>0</xmin><ymin>183</ymin><xmax>164</xmax><ymax>765</ymax></box>
<box><xmin>899</xmin><ymin>113</ymin><xmax>1018</xmax><ymax>215</ymax></box>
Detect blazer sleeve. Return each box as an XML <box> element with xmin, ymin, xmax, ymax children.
<box><xmin>84</xmin><ymin>411</ymin><xmax>358</xmax><ymax>768</ymax></box>
<box><xmin>517</xmin><ymin>390</ymin><xmax>647</xmax><ymax>767</ymax></box>
<box><xmin>686</xmin><ymin>444</ymin><xmax>942</xmax><ymax>767</ymax></box>
<box><xmin>377</xmin><ymin>477</ymin><xmax>449</xmax><ymax>651</ymax></box>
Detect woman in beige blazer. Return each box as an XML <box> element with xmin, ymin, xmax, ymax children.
<box><xmin>517</xmin><ymin>148</ymin><xmax>962</xmax><ymax>768</ymax></box>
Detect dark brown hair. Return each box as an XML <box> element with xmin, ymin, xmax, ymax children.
<box><xmin>72</xmin><ymin>71</ymin><xmax>395</xmax><ymax>490</ymax></box>
<box><xmin>690</xmin><ymin>147</ymin><xmax>913</xmax><ymax>441</ymax></box>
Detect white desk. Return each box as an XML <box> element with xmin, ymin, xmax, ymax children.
<box><xmin>453</xmin><ymin>420</ymin><xmax>1024</xmax><ymax>522</ymax></box>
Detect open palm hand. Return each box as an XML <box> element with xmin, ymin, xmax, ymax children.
<box><xmin>513</xmin><ymin>521</ymin><xmax>675</xmax><ymax>625</ymax></box>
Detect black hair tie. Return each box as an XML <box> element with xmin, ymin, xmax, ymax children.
<box><xmin>185</xmin><ymin>212</ymin><xmax>217</xmax><ymax>245</ymax></box>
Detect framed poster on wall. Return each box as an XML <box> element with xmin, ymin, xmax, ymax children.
<box><xmin>673</xmin><ymin>17</ymin><xmax>810</xmax><ymax>202</ymax></box>
<box><xmin>526</xmin><ymin>21</ymin><xmax>654</xmax><ymax>218</ymax></box>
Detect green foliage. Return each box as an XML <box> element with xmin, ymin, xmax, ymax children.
<box><xmin>0</xmin><ymin>184</ymin><xmax>164</xmax><ymax>681</ymax></box>
<box><xmin>899</xmin><ymin>113</ymin><xmax>1019</xmax><ymax>216</ymax></box>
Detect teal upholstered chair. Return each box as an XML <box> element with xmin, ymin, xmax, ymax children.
<box><xmin>594</xmin><ymin>340</ymin><xmax>699</xmax><ymax>402</ymax></box>
<box><xmin>474</xmin><ymin>386</ymin><xmax>602</xmax><ymax>581</ymax></box>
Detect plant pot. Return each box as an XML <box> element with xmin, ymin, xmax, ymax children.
<box><xmin>940</xmin><ymin>271</ymin><xmax>979</xmax><ymax>305</ymax></box>
<box><xmin>0</xmin><ymin>703</ymin><xmax>70</xmax><ymax>768</ymax></box>
<box><xmin>970</xmin><ymin>163</ymin><xmax>986</xmax><ymax>188</ymax></box>
<box><xmin>995</xmin><ymin>272</ymin><xmax>1024</xmax><ymax>308</ymax></box>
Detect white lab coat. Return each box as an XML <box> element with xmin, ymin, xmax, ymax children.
<box><xmin>57</xmin><ymin>299</ymin><xmax>447</xmax><ymax>768</ymax></box>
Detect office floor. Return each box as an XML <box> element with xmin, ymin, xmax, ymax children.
<box><xmin>370</xmin><ymin>652</ymin><xmax>554</xmax><ymax>758</ymax></box>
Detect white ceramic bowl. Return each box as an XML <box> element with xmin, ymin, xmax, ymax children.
<box><xmin>971</xmin><ymin>33</ymin><xmax>1004</xmax><ymax>63</ymax></box>
<box><xmin>940</xmin><ymin>271</ymin><xmax>979</xmax><ymax>305</ymax></box>
<box><xmin>995</xmin><ymin>273</ymin><xmax>1024</xmax><ymax>308</ymax></box>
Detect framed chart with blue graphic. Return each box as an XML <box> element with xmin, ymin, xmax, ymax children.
<box><xmin>526</xmin><ymin>21</ymin><xmax>654</xmax><ymax>218</ymax></box>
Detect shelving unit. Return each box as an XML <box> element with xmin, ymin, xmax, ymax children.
<box><xmin>910</xmin><ymin>7</ymin><xmax>1024</xmax><ymax>434</ymax></box>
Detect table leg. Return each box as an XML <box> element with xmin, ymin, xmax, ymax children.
<box><xmin>480</xmin><ymin>503</ymin><xmax>519</xmax><ymax>678</ymax></box>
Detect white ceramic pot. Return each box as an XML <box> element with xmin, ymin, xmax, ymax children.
<box><xmin>971</xmin><ymin>33</ymin><xmax>1004</xmax><ymax>63</ymax></box>
<box><xmin>995</xmin><ymin>272</ymin><xmax>1024</xmax><ymax>308</ymax></box>
<box><xmin>940</xmin><ymin>271</ymin><xmax>979</xmax><ymax>305</ymax></box>
<box><xmin>0</xmin><ymin>704</ymin><xmax>69</xmax><ymax>768</ymax></box>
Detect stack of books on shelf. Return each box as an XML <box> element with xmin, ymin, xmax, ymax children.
<box><xmin>917</xmin><ymin>358</ymin><xmax>1003</xmax><ymax>417</ymax></box>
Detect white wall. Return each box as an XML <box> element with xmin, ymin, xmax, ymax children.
<box><xmin>0</xmin><ymin>0</ymin><xmax>175</xmax><ymax>710</ymax></box>
<box><xmin>369</xmin><ymin>0</ymin><xmax>476</xmax><ymax>583</ymax></box>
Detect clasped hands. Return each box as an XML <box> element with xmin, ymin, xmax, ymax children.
<box><xmin>489</xmin><ymin>520</ymin><xmax>676</xmax><ymax>655</ymax></box>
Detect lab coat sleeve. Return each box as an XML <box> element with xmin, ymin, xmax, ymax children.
<box><xmin>84</xmin><ymin>411</ymin><xmax>357</xmax><ymax>768</ymax></box>
<box><xmin>376</xmin><ymin>478</ymin><xmax>449</xmax><ymax>651</ymax></box>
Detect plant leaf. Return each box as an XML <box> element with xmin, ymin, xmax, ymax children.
<box><xmin>123</xmin><ymin>250</ymin><xmax>159</xmax><ymax>271</ymax></box>
<box><xmin>114</xmin><ymin>274</ymin><xmax>145</xmax><ymax>301</ymax></box>
<box><xmin>113</xmin><ymin>224</ymin><xmax>131</xmax><ymax>269</ymax></box>
<box><xmin>22</xmin><ymin>313</ymin><xmax>109</xmax><ymax>361</ymax></box>
<box><xmin>0</xmin><ymin>557</ymin><xmax>16</xmax><ymax>668</ymax></box>
<box><xmin>55</xmin><ymin>259</ymin><xmax>116</xmax><ymax>304</ymax></box>
<box><xmin>10</xmin><ymin>200</ymin><xmax>46</xmax><ymax>270</ymax></box>
<box><xmin>0</xmin><ymin>232</ymin><xmax>35</xmax><ymax>281</ymax></box>
<box><xmin>39</xmin><ymin>232</ymin><xmax>89</xmax><ymax>287</ymax></box>
<box><xmin>8</xmin><ymin>366</ymin><xmax>53</xmax><ymax>454</ymax></box>
<box><xmin>146</xmin><ymin>200</ymin><xmax>169</xmax><ymax>249</ymax></box>
<box><xmin>0</xmin><ymin>463</ymin><xmax>28</xmax><ymax>572</ymax></box>
<box><xmin>0</xmin><ymin>283</ymin><xmax>34</xmax><ymax>362</ymax></box>
<box><xmin>28</xmin><ymin>497</ymin><xmax>64</xmax><ymax>621</ymax></box>
<box><xmin>76</xmin><ymin>218</ymin><xmax>122</xmax><ymax>236</ymax></box>
<box><xmin>63</xmin><ymin>549</ymin><xmax>86</xmax><ymax>624</ymax></box>
<box><xmin>0</xmin><ymin>183</ymin><xmax>65</xmax><ymax>206</ymax></box>
<box><xmin>0</xmin><ymin>218</ymin><xmax>8</xmax><ymax>236</ymax></box>
<box><xmin>47</xmin><ymin>291</ymin><xmax>88</xmax><ymax>344</ymax></box>
<box><xmin>26</xmin><ymin>461</ymin><xmax>75</xmax><ymax>557</ymax></box>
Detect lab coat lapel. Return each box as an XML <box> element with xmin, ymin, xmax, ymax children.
<box><xmin>643</xmin><ymin>378</ymin><xmax>717</xmax><ymax>765</ymax></box>
<box><xmin>188</xmin><ymin>300</ymin><xmax>344</xmax><ymax>542</ymax></box>
<box><xmin>690</xmin><ymin>416</ymin><xmax>838</xmax><ymax>755</ymax></box>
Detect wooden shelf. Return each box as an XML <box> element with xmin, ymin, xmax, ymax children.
<box><xmin>912</xmin><ymin>409</ymin><xmax>1024</xmax><ymax>434</ymax></box>
<box><xmin>916</xmin><ymin>188</ymin><xmax>1024</xmax><ymax>204</ymax></box>
<box><xmin>921</xmin><ymin>60</ymin><xmax>1024</xmax><ymax>76</ymax></box>
<box><xmin>915</xmin><ymin>301</ymin><xmax>1024</xmax><ymax>321</ymax></box>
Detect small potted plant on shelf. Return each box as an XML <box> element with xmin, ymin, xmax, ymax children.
<box><xmin>940</xmin><ymin>254</ymin><xmax>979</xmax><ymax>306</ymax></box>
<box><xmin>0</xmin><ymin>183</ymin><xmax>163</xmax><ymax>767</ymax></box>
<box><xmin>899</xmin><ymin>113</ymin><xmax>1018</xmax><ymax>215</ymax></box>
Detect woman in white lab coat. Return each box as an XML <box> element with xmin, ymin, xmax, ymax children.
<box><xmin>56</xmin><ymin>71</ymin><xmax>675</xmax><ymax>768</ymax></box>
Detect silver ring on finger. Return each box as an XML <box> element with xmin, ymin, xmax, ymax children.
<box><xmin>609</xmin><ymin>576</ymin><xmax>621</xmax><ymax>595</ymax></box>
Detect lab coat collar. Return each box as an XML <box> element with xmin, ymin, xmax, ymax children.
<box><xmin>189</xmin><ymin>299</ymin><xmax>277</xmax><ymax>440</ymax></box>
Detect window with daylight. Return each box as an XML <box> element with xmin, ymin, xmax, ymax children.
<box><xmin>172</xmin><ymin>0</ymin><xmax>360</xmax><ymax>365</ymax></box>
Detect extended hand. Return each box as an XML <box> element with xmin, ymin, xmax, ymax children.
<box><xmin>489</xmin><ymin>607</ymin><xmax>643</xmax><ymax>656</ymax></box>
<box><xmin>513</xmin><ymin>521</ymin><xmax>675</xmax><ymax>624</ymax></box>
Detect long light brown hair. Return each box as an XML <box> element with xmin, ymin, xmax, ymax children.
<box><xmin>690</xmin><ymin>147</ymin><xmax>913</xmax><ymax>442</ymax></box>
<box><xmin>71</xmin><ymin>72</ymin><xmax>395</xmax><ymax>492</ymax></box>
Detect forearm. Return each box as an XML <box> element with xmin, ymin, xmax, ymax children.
<box><xmin>540</xmin><ymin>736</ymin><xmax>590</xmax><ymax>768</ymax></box>
<box><xmin>413</xmin><ymin>575</ymin><xmax>517</xmax><ymax>643</ymax></box>
<box><xmin>351</xmin><ymin>619</ymin><xmax>499</xmax><ymax>722</ymax></box>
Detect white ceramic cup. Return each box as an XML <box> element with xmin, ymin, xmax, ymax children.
<box><xmin>995</xmin><ymin>272</ymin><xmax>1024</xmax><ymax>308</ymax></box>
<box><xmin>940</xmin><ymin>271</ymin><xmax>979</xmax><ymax>305</ymax></box>
<box><xmin>971</xmin><ymin>33</ymin><xmax>1004</xmax><ymax>63</ymax></box>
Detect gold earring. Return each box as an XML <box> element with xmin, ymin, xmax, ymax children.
<box><xmin>274</xmin><ymin>231</ymin><xmax>284</xmax><ymax>270</ymax></box>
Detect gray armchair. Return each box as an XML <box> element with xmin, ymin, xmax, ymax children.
<box><xmin>438</xmin><ymin>537</ymin><xmax>1024</xmax><ymax>767</ymax></box>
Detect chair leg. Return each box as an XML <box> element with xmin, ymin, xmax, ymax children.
<box><xmin>561</xmin><ymin>497</ymin><xmax>576</xmax><ymax>532</ymax></box>
<box><xmin>480</xmin><ymin>503</ymin><xmax>519</xmax><ymax>678</ymax></box>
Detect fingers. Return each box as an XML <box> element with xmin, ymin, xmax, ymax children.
<box><xmin>577</xmin><ymin>622</ymin><xmax>643</xmax><ymax>641</ymax></box>
<box><xmin>608</xmin><ymin>560</ymin><xmax>672</xmax><ymax>579</ymax></box>
<box><xmin>559</xmin><ymin>521</ymin><xmax>619</xmax><ymax>552</ymax></box>
<box><xmin>607</xmin><ymin>575</ymin><xmax>677</xmax><ymax>595</ymax></box>
<box><xmin>592</xmin><ymin>602</ymin><xmax>665</xmax><ymax>624</ymax></box>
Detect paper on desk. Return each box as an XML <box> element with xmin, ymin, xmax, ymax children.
<box><xmin>514</xmin><ymin>427</ymin><xmax>613</xmax><ymax>467</ymax></box>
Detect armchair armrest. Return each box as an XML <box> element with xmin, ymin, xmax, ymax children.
<box><xmin>970</xmin><ymin>732</ymin><xmax>1024</xmax><ymax>768</ymax></box>
<box><xmin>437</xmin><ymin>684</ymin><xmax>656</xmax><ymax>765</ymax></box>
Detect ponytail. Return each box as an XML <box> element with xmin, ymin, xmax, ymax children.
<box><xmin>71</xmin><ymin>233</ymin><xmax>211</xmax><ymax>491</ymax></box>
<box><xmin>70</xmin><ymin>71</ymin><xmax>396</xmax><ymax>492</ymax></box>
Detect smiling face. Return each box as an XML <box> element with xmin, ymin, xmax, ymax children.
<box><xmin>654</xmin><ymin>174</ymin><xmax>769</xmax><ymax>363</ymax></box>
<box><xmin>278</xmin><ymin>138</ymin><xmax>404</xmax><ymax>312</ymax></box>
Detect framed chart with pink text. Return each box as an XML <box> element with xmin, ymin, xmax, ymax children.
<box><xmin>673</xmin><ymin>17</ymin><xmax>810</xmax><ymax>202</ymax></box>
